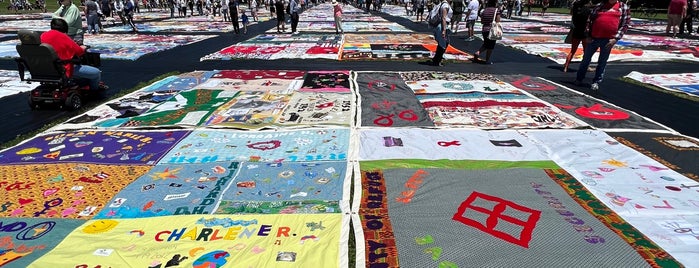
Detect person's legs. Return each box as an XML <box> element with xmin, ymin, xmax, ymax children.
<box><xmin>667</xmin><ymin>16</ymin><xmax>673</xmax><ymax>35</ymax></box>
<box><xmin>466</xmin><ymin>20</ymin><xmax>476</xmax><ymax>40</ymax></box>
<box><xmin>73</xmin><ymin>64</ymin><xmax>101</xmax><ymax>90</ymax></box>
<box><xmin>576</xmin><ymin>38</ymin><xmax>602</xmax><ymax>83</ymax></box>
<box><xmin>564</xmin><ymin>38</ymin><xmax>584</xmax><ymax>72</ymax></box>
<box><xmin>473</xmin><ymin>31</ymin><xmax>489</xmax><ymax>60</ymax></box>
<box><xmin>431</xmin><ymin>25</ymin><xmax>448</xmax><ymax>65</ymax></box>
<box><xmin>591</xmin><ymin>38</ymin><xmax>612</xmax><ymax>84</ymax></box>
<box><xmin>291</xmin><ymin>12</ymin><xmax>299</xmax><ymax>32</ymax></box>
<box><xmin>334</xmin><ymin>15</ymin><xmax>343</xmax><ymax>33</ymax></box>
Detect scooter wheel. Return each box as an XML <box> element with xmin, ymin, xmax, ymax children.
<box><xmin>64</xmin><ymin>93</ymin><xmax>82</xmax><ymax>111</ymax></box>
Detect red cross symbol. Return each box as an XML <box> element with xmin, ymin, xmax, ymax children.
<box><xmin>453</xmin><ymin>191</ymin><xmax>541</xmax><ymax>248</ymax></box>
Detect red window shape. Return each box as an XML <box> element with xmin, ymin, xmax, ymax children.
<box><xmin>452</xmin><ymin>191</ymin><xmax>541</xmax><ymax>248</ymax></box>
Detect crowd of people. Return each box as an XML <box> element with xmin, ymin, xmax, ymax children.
<box><xmin>12</xmin><ymin>0</ymin><xmax>697</xmax><ymax>92</ymax></box>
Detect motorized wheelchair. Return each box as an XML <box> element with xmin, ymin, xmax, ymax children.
<box><xmin>15</xmin><ymin>29</ymin><xmax>105</xmax><ymax>111</ymax></box>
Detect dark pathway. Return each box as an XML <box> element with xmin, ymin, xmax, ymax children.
<box><xmin>1</xmin><ymin>7</ymin><xmax>698</xmax><ymax>147</ymax></box>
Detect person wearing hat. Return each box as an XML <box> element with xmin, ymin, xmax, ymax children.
<box><xmin>333</xmin><ymin>0</ymin><xmax>343</xmax><ymax>34</ymax></box>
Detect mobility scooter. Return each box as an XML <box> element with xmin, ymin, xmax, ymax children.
<box><xmin>14</xmin><ymin>29</ymin><xmax>105</xmax><ymax>111</ymax></box>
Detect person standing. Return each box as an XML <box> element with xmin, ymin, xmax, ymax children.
<box><xmin>250</xmin><ymin>0</ymin><xmax>258</xmax><ymax>21</ymax></box>
<box><xmin>221</xmin><ymin>0</ymin><xmax>229</xmax><ymax>21</ymax></box>
<box><xmin>274</xmin><ymin>0</ymin><xmax>285</xmax><ymax>32</ymax></box>
<box><xmin>53</xmin><ymin>0</ymin><xmax>85</xmax><ymax>45</ymax></box>
<box><xmin>679</xmin><ymin>0</ymin><xmax>695</xmax><ymax>35</ymax></box>
<box><xmin>289</xmin><ymin>0</ymin><xmax>300</xmax><ymax>34</ymax></box>
<box><xmin>667</xmin><ymin>0</ymin><xmax>687</xmax><ymax>37</ymax></box>
<box><xmin>333</xmin><ymin>0</ymin><xmax>343</xmax><ymax>34</ymax></box>
<box><xmin>241</xmin><ymin>8</ymin><xmax>249</xmax><ymax>33</ymax></box>
<box><xmin>563</xmin><ymin>0</ymin><xmax>591</xmax><ymax>72</ymax></box>
<box><xmin>415</xmin><ymin>0</ymin><xmax>425</xmax><ymax>22</ymax></box>
<box><xmin>421</xmin><ymin>0</ymin><xmax>453</xmax><ymax>66</ymax></box>
<box><xmin>540</xmin><ymin>0</ymin><xmax>548</xmax><ymax>16</ymax></box>
<box><xmin>514</xmin><ymin>0</ymin><xmax>521</xmax><ymax>16</ymax></box>
<box><xmin>472</xmin><ymin>0</ymin><xmax>500</xmax><ymax>64</ymax></box>
<box><xmin>449</xmin><ymin>0</ymin><xmax>463</xmax><ymax>34</ymax></box>
<box><xmin>464</xmin><ymin>0</ymin><xmax>479</xmax><ymax>41</ymax></box>
<box><xmin>229</xmin><ymin>0</ymin><xmax>240</xmax><ymax>34</ymax></box>
<box><xmin>574</xmin><ymin>0</ymin><xmax>630</xmax><ymax>91</ymax></box>
<box><xmin>84</xmin><ymin>0</ymin><xmax>101</xmax><ymax>34</ymax></box>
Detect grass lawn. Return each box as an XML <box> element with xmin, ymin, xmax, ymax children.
<box><xmin>0</xmin><ymin>0</ymin><xmax>60</xmax><ymax>15</ymax></box>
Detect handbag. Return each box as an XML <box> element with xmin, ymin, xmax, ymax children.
<box><xmin>488</xmin><ymin>8</ymin><xmax>503</xmax><ymax>40</ymax></box>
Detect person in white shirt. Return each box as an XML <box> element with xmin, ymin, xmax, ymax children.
<box><xmin>249</xmin><ymin>0</ymin><xmax>257</xmax><ymax>21</ymax></box>
<box><xmin>464</xmin><ymin>0</ymin><xmax>479</xmax><ymax>41</ymax></box>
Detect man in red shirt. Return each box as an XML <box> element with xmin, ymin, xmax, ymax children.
<box><xmin>667</xmin><ymin>0</ymin><xmax>687</xmax><ymax>37</ymax></box>
<box><xmin>40</xmin><ymin>18</ymin><xmax>101</xmax><ymax>91</ymax></box>
<box><xmin>574</xmin><ymin>0</ymin><xmax>630</xmax><ymax>91</ymax></box>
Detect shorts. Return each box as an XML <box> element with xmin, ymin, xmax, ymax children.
<box><xmin>466</xmin><ymin>19</ymin><xmax>476</xmax><ymax>27</ymax></box>
<box><xmin>451</xmin><ymin>12</ymin><xmax>462</xmax><ymax>22</ymax></box>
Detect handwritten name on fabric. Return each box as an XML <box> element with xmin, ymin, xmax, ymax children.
<box><xmin>28</xmin><ymin>214</ymin><xmax>343</xmax><ymax>267</ymax></box>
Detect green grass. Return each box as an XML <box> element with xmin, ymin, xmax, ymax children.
<box><xmin>0</xmin><ymin>71</ymin><xmax>179</xmax><ymax>150</ymax></box>
<box><xmin>0</xmin><ymin>0</ymin><xmax>60</xmax><ymax>15</ymax></box>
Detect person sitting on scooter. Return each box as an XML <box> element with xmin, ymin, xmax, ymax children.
<box><xmin>40</xmin><ymin>18</ymin><xmax>102</xmax><ymax>91</ymax></box>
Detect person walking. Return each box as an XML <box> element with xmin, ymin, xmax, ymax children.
<box><xmin>667</xmin><ymin>0</ymin><xmax>687</xmax><ymax>37</ymax></box>
<box><xmin>333</xmin><ymin>0</ymin><xmax>343</xmax><ymax>34</ymax></box>
<box><xmin>289</xmin><ymin>0</ymin><xmax>300</xmax><ymax>33</ymax></box>
<box><xmin>464</xmin><ymin>0</ymin><xmax>479</xmax><ymax>41</ymax></box>
<box><xmin>574</xmin><ymin>0</ymin><xmax>630</xmax><ymax>91</ymax></box>
<box><xmin>53</xmin><ymin>0</ymin><xmax>85</xmax><ymax>45</ymax></box>
<box><xmin>420</xmin><ymin>0</ymin><xmax>453</xmax><ymax>66</ymax></box>
<box><xmin>472</xmin><ymin>0</ymin><xmax>500</xmax><ymax>64</ymax></box>
<box><xmin>563</xmin><ymin>0</ymin><xmax>591</xmax><ymax>72</ymax></box>
<box><xmin>124</xmin><ymin>0</ymin><xmax>138</xmax><ymax>32</ymax></box>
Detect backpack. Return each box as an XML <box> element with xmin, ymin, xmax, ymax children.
<box><xmin>427</xmin><ymin>2</ymin><xmax>445</xmax><ymax>27</ymax></box>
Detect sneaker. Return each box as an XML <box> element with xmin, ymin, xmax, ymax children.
<box><xmin>590</xmin><ymin>82</ymin><xmax>599</xmax><ymax>91</ymax></box>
